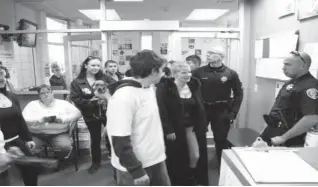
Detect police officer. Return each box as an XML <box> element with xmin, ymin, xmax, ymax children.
<box><xmin>260</xmin><ymin>51</ymin><xmax>318</xmax><ymax>147</ymax></box>
<box><xmin>192</xmin><ymin>46</ymin><xmax>243</xmax><ymax>166</ymax></box>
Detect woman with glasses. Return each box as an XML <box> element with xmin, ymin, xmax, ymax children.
<box><xmin>70</xmin><ymin>56</ymin><xmax>114</xmax><ymax>174</ymax></box>
<box><xmin>0</xmin><ymin>66</ymin><xmax>38</xmax><ymax>185</ymax></box>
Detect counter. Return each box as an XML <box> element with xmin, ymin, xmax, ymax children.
<box><xmin>14</xmin><ymin>90</ymin><xmax>70</xmax><ymax>110</ymax></box>
<box><xmin>219</xmin><ymin>147</ymin><xmax>318</xmax><ymax>186</ymax></box>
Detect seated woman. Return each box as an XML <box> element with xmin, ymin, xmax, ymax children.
<box><xmin>0</xmin><ymin>66</ymin><xmax>38</xmax><ymax>185</ymax></box>
<box><xmin>156</xmin><ymin>61</ymin><xmax>209</xmax><ymax>185</ymax></box>
<box><xmin>49</xmin><ymin>62</ymin><xmax>67</xmax><ymax>90</ymax></box>
<box><xmin>22</xmin><ymin>84</ymin><xmax>82</xmax><ymax>159</ymax></box>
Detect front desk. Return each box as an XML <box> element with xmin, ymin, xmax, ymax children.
<box><xmin>14</xmin><ymin>90</ymin><xmax>70</xmax><ymax>110</ymax></box>
<box><xmin>219</xmin><ymin>147</ymin><xmax>318</xmax><ymax>186</ymax></box>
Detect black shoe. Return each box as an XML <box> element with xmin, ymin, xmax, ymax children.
<box><xmin>88</xmin><ymin>163</ymin><xmax>101</xmax><ymax>174</ymax></box>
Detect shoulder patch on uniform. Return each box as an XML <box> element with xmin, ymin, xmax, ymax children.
<box><xmin>306</xmin><ymin>88</ymin><xmax>318</xmax><ymax>100</ymax></box>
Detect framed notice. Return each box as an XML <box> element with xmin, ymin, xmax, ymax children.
<box><xmin>298</xmin><ymin>0</ymin><xmax>318</xmax><ymax>20</ymax></box>
<box><xmin>278</xmin><ymin>0</ymin><xmax>295</xmax><ymax>18</ymax></box>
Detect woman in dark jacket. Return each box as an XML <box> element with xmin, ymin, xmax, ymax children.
<box><xmin>0</xmin><ymin>66</ymin><xmax>38</xmax><ymax>185</ymax></box>
<box><xmin>70</xmin><ymin>56</ymin><xmax>114</xmax><ymax>174</ymax></box>
<box><xmin>156</xmin><ymin>62</ymin><xmax>209</xmax><ymax>186</ymax></box>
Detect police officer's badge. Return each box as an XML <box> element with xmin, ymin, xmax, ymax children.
<box><xmin>221</xmin><ymin>76</ymin><xmax>228</xmax><ymax>83</ymax></box>
<box><xmin>306</xmin><ymin>88</ymin><xmax>318</xmax><ymax>100</ymax></box>
<box><xmin>286</xmin><ymin>84</ymin><xmax>294</xmax><ymax>90</ymax></box>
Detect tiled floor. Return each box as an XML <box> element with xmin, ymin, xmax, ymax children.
<box><xmin>10</xmin><ymin>148</ymin><xmax>219</xmax><ymax>186</ymax></box>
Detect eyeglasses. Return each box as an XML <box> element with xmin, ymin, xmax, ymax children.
<box><xmin>290</xmin><ymin>51</ymin><xmax>306</xmax><ymax>64</ymax></box>
<box><xmin>39</xmin><ymin>91</ymin><xmax>52</xmax><ymax>96</ymax></box>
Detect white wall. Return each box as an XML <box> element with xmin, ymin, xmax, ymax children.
<box><xmin>0</xmin><ymin>0</ymin><xmax>15</xmax><ymax>29</ymax></box>
<box><xmin>0</xmin><ymin>0</ymin><xmax>40</xmax><ymax>89</ymax></box>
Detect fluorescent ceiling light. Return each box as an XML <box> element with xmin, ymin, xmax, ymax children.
<box><xmin>186</xmin><ymin>9</ymin><xmax>229</xmax><ymax>20</ymax></box>
<box><xmin>79</xmin><ymin>9</ymin><xmax>121</xmax><ymax>21</ymax></box>
<box><xmin>114</xmin><ymin>0</ymin><xmax>143</xmax><ymax>1</ymax></box>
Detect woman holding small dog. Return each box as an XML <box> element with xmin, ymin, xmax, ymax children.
<box><xmin>70</xmin><ymin>56</ymin><xmax>114</xmax><ymax>174</ymax></box>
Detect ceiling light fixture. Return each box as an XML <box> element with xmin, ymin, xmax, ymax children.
<box><xmin>186</xmin><ymin>9</ymin><xmax>229</xmax><ymax>21</ymax></box>
<box><xmin>79</xmin><ymin>9</ymin><xmax>121</xmax><ymax>20</ymax></box>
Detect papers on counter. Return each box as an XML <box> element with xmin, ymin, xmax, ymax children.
<box><xmin>232</xmin><ymin>147</ymin><xmax>318</xmax><ymax>184</ymax></box>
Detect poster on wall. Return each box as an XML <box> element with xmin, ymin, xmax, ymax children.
<box><xmin>119</xmin><ymin>55</ymin><xmax>125</xmax><ymax>65</ymax></box>
<box><xmin>160</xmin><ymin>43</ymin><xmax>168</xmax><ymax>55</ymax></box>
<box><xmin>44</xmin><ymin>63</ymin><xmax>50</xmax><ymax>77</ymax></box>
<box><xmin>124</xmin><ymin>44</ymin><xmax>132</xmax><ymax>50</ymax></box>
<box><xmin>182</xmin><ymin>50</ymin><xmax>189</xmax><ymax>55</ymax></box>
<box><xmin>298</xmin><ymin>0</ymin><xmax>318</xmax><ymax>20</ymax></box>
<box><xmin>195</xmin><ymin>49</ymin><xmax>202</xmax><ymax>56</ymax></box>
<box><xmin>278</xmin><ymin>0</ymin><xmax>295</xmax><ymax>18</ymax></box>
<box><xmin>0</xmin><ymin>43</ymin><xmax>13</xmax><ymax>58</ymax></box>
<box><xmin>188</xmin><ymin>38</ymin><xmax>195</xmax><ymax>44</ymax></box>
<box><xmin>112</xmin><ymin>38</ymin><xmax>118</xmax><ymax>45</ymax></box>
<box><xmin>189</xmin><ymin>44</ymin><xmax>194</xmax><ymax>49</ymax></box>
<box><xmin>112</xmin><ymin>50</ymin><xmax>119</xmax><ymax>56</ymax></box>
<box><xmin>125</xmin><ymin>55</ymin><xmax>132</xmax><ymax>61</ymax></box>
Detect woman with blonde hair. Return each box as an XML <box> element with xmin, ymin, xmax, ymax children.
<box><xmin>49</xmin><ymin>62</ymin><xmax>66</xmax><ymax>89</ymax></box>
<box><xmin>156</xmin><ymin>61</ymin><xmax>208</xmax><ymax>185</ymax></box>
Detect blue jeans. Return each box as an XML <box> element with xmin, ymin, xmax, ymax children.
<box><xmin>115</xmin><ymin>161</ymin><xmax>171</xmax><ymax>186</ymax></box>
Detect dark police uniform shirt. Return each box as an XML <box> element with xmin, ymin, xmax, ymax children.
<box><xmin>270</xmin><ymin>72</ymin><xmax>318</xmax><ymax>130</ymax></box>
<box><xmin>192</xmin><ymin>64</ymin><xmax>243</xmax><ymax>118</ymax></box>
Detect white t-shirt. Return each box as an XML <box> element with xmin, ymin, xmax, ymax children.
<box><xmin>0</xmin><ymin>130</ymin><xmax>6</xmax><ymax>154</ymax></box>
<box><xmin>107</xmin><ymin>85</ymin><xmax>166</xmax><ymax>171</ymax></box>
<box><xmin>22</xmin><ymin>99</ymin><xmax>82</xmax><ymax>134</ymax></box>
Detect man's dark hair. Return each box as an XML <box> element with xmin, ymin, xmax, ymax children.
<box><xmin>163</xmin><ymin>66</ymin><xmax>171</xmax><ymax>77</ymax></box>
<box><xmin>0</xmin><ymin>61</ymin><xmax>2</xmax><ymax>65</ymax></box>
<box><xmin>186</xmin><ymin>55</ymin><xmax>201</xmax><ymax>66</ymax></box>
<box><xmin>37</xmin><ymin>84</ymin><xmax>51</xmax><ymax>94</ymax></box>
<box><xmin>125</xmin><ymin>69</ymin><xmax>132</xmax><ymax>77</ymax></box>
<box><xmin>104</xmin><ymin>60</ymin><xmax>117</xmax><ymax>67</ymax></box>
<box><xmin>130</xmin><ymin>50</ymin><xmax>166</xmax><ymax>78</ymax></box>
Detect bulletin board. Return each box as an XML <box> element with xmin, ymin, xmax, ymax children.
<box><xmin>110</xmin><ymin>32</ymin><xmax>140</xmax><ymax>74</ymax></box>
<box><xmin>255</xmin><ymin>30</ymin><xmax>299</xmax><ymax>81</ymax></box>
<box><xmin>181</xmin><ymin>38</ymin><xmax>227</xmax><ymax>65</ymax></box>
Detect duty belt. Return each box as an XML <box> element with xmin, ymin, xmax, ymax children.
<box><xmin>202</xmin><ymin>100</ymin><xmax>229</xmax><ymax>105</ymax></box>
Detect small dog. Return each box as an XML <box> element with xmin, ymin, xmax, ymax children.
<box><xmin>92</xmin><ymin>80</ymin><xmax>109</xmax><ymax>121</ymax></box>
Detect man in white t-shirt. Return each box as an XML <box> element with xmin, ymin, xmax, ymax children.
<box><xmin>23</xmin><ymin>84</ymin><xmax>82</xmax><ymax>159</ymax></box>
<box><xmin>106</xmin><ymin>50</ymin><xmax>170</xmax><ymax>186</ymax></box>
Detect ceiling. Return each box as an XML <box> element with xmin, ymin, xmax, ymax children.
<box><xmin>14</xmin><ymin>0</ymin><xmax>239</xmax><ymax>25</ymax></box>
